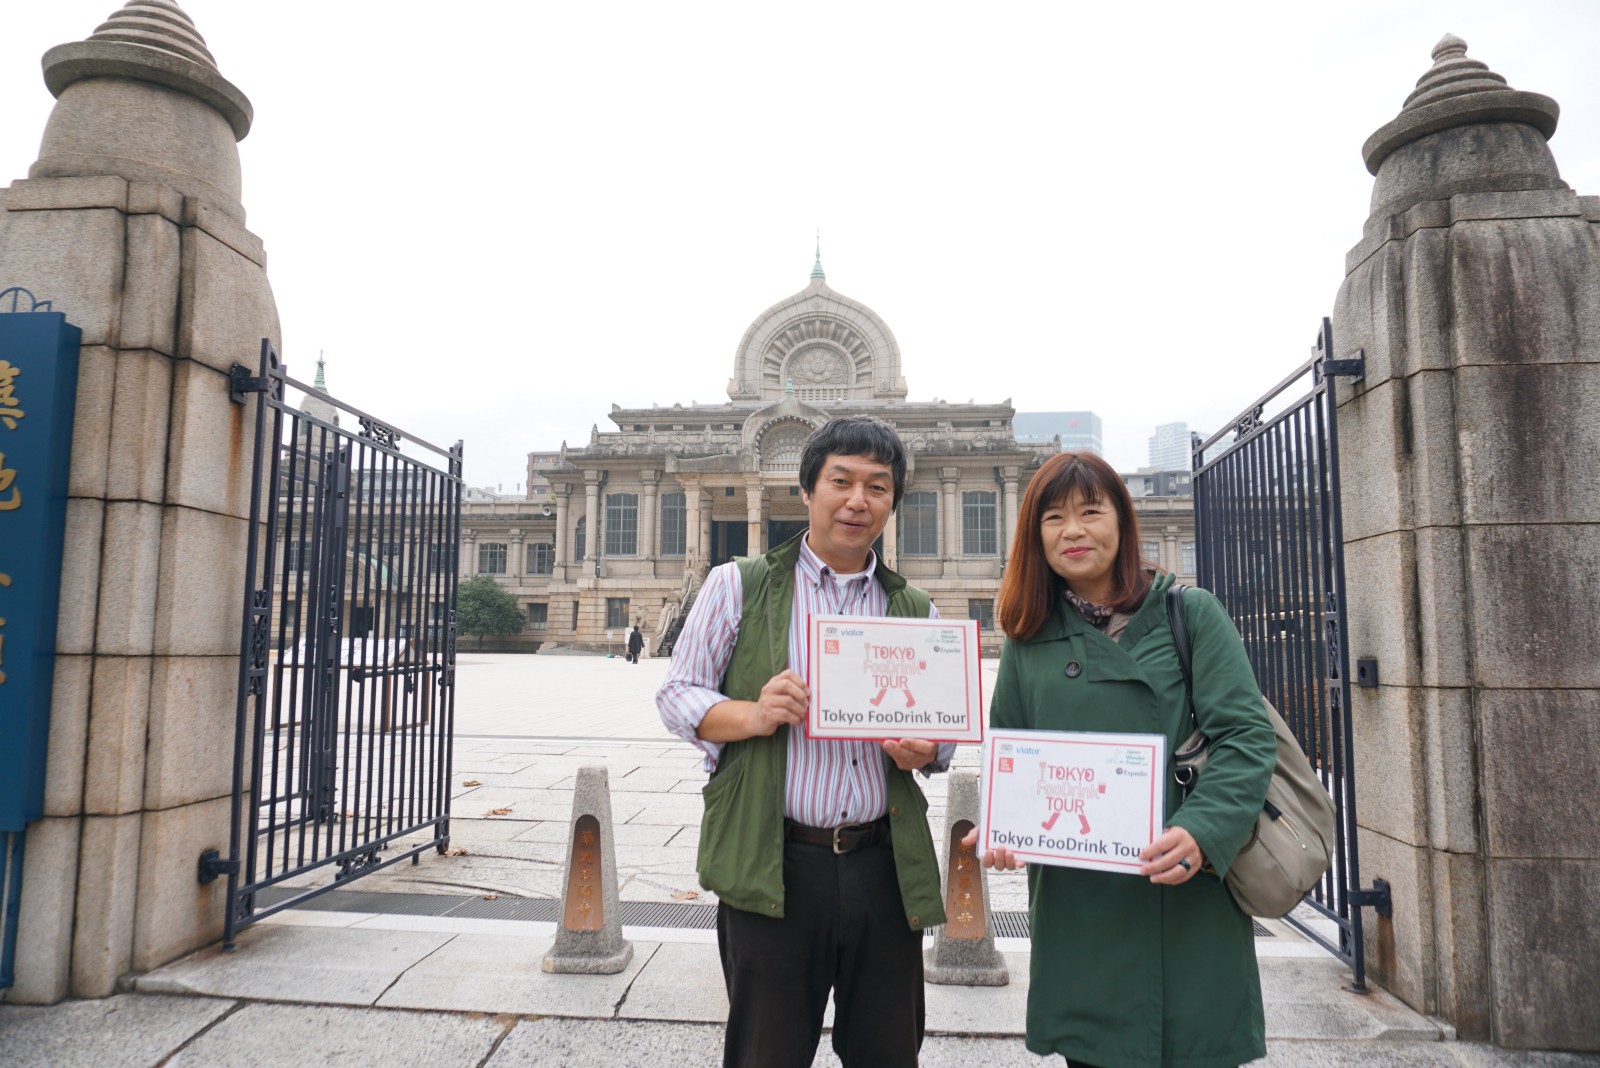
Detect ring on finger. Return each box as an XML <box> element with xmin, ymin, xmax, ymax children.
<box><xmin>1177</xmin><ymin>857</ymin><xmax>1192</xmax><ymax>872</ymax></box>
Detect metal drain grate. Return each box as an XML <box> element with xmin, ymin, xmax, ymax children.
<box><xmin>253</xmin><ymin>887</ymin><xmax>1272</xmax><ymax>938</ymax></box>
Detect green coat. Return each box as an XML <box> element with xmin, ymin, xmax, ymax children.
<box><xmin>991</xmin><ymin>571</ymin><xmax>1274</xmax><ymax>1068</ymax></box>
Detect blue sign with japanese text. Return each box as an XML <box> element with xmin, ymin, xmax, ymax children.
<box><xmin>0</xmin><ymin>297</ymin><xmax>80</xmax><ymax>831</ymax></box>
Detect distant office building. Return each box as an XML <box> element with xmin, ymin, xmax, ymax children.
<box><xmin>525</xmin><ymin>451</ymin><xmax>559</xmax><ymax>501</ymax></box>
<box><xmin>1014</xmin><ymin>411</ymin><xmax>1102</xmax><ymax>454</ymax></box>
<box><xmin>1122</xmin><ymin>469</ymin><xmax>1194</xmax><ymax>498</ymax></box>
<box><xmin>1148</xmin><ymin>421</ymin><xmax>1191</xmax><ymax>471</ymax></box>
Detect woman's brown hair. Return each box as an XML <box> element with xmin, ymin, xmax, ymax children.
<box><xmin>998</xmin><ymin>451</ymin><xmax>1154</xmax><ymax>641</ymax></box>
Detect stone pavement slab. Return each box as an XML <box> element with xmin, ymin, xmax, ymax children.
<box><xmin>0</xmin><ymin>992</ymin><xmax>236</xmax><ymax>1068</ymax></box>
<box><xmin>136</xmin><ymin>925</ymin><xmax>453</xmax><ymax>1006</ymax></box>
<box><xmin>618</xmin><ymin>941</ymin><xmax>728</xmax><ymax>1022</ymax></box>
<box><xmin>1260</xmin><ymin>1041</ymin><xmax>1600</xmax><ymax>1066</ymax></box>
<box><xmin>375</xmin><ymin>932</ymin><xmax>658</xmax><ymax>1017</ymax></box>
<box><xmin>1260</xmin><ymin>957</ymin><xmax>1441</xmax><ymax>1041</ymax></box>
<box><xmin>923</xmin><ymin>951</ymin><xmax>1030</xmax><ymax>1035</ymax></box>
<box><xmin>163</xmin><ymin>1002</ymin><xmax>508</xmax><ymax>1067</ymax></box>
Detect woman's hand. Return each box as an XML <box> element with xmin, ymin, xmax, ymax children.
<box><xmin>961</xmin><ymin>826</ymin><xmax>1024</xmax><ymax>871</ymax></box>
<box><xmin>1139</xmin><ymin>825</ymin><xmax>1204</xmax><ymax>885</ymax></box>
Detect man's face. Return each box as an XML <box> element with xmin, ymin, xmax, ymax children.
<box><xmin>802</xmin><ymin>453</ymin><xmax>895</xmax><ymax>572</ymax></box>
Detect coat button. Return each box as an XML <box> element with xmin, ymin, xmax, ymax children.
<box><xmin>890</xmin><ymin>806</ymin><xmax>900</xmax><ymax>817</ymax></box>
<box><xmin>1064</xmin><ymin>661</ymin><xmax>1082</xmax><ymax>678</ymax></box>
<box><xmin>769</xmin><ymin>902</ymin><xmax>779</xmax><ymax>911</ymax></box>
<box><xmin>910</xmin><ymin>916</ymin><xmax>921</xmax><ymax>927</ymax></box>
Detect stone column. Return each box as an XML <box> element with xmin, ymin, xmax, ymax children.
<box><xmin>1164</xmin><ymin>527</ymin><xmax>1180</xmax><ymax>574</ymax></box>
<box><xmin>555</xmin><ymin>489</ymin><xmax>570</xmax><ymax>567</ymax></box>
<box><xmin>507</xmin><ymin>528</ymin><xmax>524</xmax><ymax>579</ymax></box>
<box><xmin>583</xmin><ymin>471</ymin><xmax>599</xmax><ymax>565</ymax></box>
<box><xmin>460</xmin><ymin>529</ymin><xmax>476</xmax><ymax>579</ymax></box>
<box><xmin>744</xmin><ymin>478</ymin><xmax>763</xmax><ymax>556</ymax></box>
<box><xmin>1332</xmin><ymin>36</ymin><xmax>1599</xmax><ymax>1050</ymax></box>
<box><xmin>883</xmin><ymin>507</ymin><xmax>898</xmax><ymax>570</ymax></box>
<box><xmin>940</xmin><ymin>467</ymin><xmax>960</xmax><ymax>573</ymax></box>
<box><xmin>639</xmin><ymin>470</ymin><xmax>658</xmax><ymax>562</ymax></box>
<box><xmin>0</xmin><ymin>6</ymin><xmax>279</xmax><ymax>1002</ymax></box>
<box><xmin>1002</xmin><ymin>465</ymin><xmax>1020</xmax><ymax>562</ymax></box>
<box><xmin>699</xmin><ymin>488</ymin><xmax>713</xmax><ymax>567</ymax></box>
<box><xmin>681</xmin><ymin>478</ymin><xmax>701</xmax><ymax>569</ymax></box>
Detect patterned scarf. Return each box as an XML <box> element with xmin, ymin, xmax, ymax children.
<box><xmin>1062</xmin><ymin>587</ymin><xmax>1115</xmax><ymax>632</ymax></box>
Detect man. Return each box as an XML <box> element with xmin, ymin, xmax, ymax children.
<box><xmin>657</xmin><ymin>415</ymin><xmax>950</xmax><ymax>1068</ymax></box>
<box><xmin>627</xmin><ymin>625</ymin><xmax>644</xmax><ymax>663</ymax></box>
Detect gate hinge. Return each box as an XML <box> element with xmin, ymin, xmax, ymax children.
<box><xmin>229</xmin><ymin>363</ymin><xmax>270</xmax><ymax>404</ymax></box>
<box><xmin>1350</xmin><ymin>878</ymin><xmax>1392</xmax><ymax>918</ymax></box>
<box><xmin>197</xmin><ymin>849</ymin><xmax>239</xmax><ymax>885</ymax></box>
<box><xmin>1323</xmin><ymin>349</ymin><xmax>1366</xmax><ymax>380</ymax></box>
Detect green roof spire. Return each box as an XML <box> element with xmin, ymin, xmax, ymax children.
<box><xmin>811</xmin><ymin>229</ymin><xmax>825</xmax><ymax>280</ymax></box>
<box><xmin>314</xmin><ymin>351</ymin><xmax>327</xmax><ymax>391</ymax></box>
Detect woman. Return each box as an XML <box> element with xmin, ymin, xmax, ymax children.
<box><xmin>972</xmin><ymin>451</ymin><xmax>1275</xmax><ymax>1068</ymax></box>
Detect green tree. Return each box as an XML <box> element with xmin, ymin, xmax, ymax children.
<box><xmin>456</xmin><ymin>575</ymin><xmax>524</xmax><ymax>650</ymax></box>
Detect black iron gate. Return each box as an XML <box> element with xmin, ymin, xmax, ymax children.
<box><xmin>213</xmin><ymin>341</ymin><xmax>464</xmax><ymax>949</ymax></box>
<box><xmin>1191</xmin><ymin>318</ymin><xmax>1389</xmax><ymax>990</ymax></box>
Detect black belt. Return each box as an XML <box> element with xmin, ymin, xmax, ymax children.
<box><xmin>785</xmin><ymin>817</ymin><xmax>890</xmax><ymax>854</ymax></box>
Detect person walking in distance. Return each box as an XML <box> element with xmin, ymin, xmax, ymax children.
<box><xmin>657</xmin><ymin>415</ymin><xmax>950</xmax><ymax>1068</ymax></box>
<box><xmin>627</xmin><ymin>624</ymin><xmax>644</xmax><ymax>664</ymax></box>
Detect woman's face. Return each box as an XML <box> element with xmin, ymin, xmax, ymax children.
<box><xmin>1039</xmin><ymin>488</ymin><xmax>1121</xmax><ymax>601</ymax></box>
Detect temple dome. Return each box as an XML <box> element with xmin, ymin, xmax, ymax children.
<box><xmin>726</xmin><ymin>260</ymin><xmax>908</xmax><ymax>404</ymax></box>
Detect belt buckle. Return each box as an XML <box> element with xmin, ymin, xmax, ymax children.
<box><xmin>832</xmin><ymin>825</ymin><xmax>848</xmax><ymax>854</ymax></box>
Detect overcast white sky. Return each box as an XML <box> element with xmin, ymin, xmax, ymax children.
<box><xmin>3</xmin><ymin>1</ymin><xmax>1598</xmax><ymax>490</ymax></box>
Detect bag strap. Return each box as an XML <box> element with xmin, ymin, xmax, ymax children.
<box><xmin>1166</xmin><ymin>583</ymin><xmax>1199</xmax><ymax>735</ymax></box>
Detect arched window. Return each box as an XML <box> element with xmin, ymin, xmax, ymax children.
<box><xmin>574</xmin><ymin>517</ymin><xmax>586</xmax><ymax>563</ymax></box>
<box><xmin>761</xmin><ymin>424</ymin><xmax>809</xmax><ymax>474</ymax></box>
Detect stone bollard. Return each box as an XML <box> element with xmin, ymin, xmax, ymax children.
<box><xmin>542</xmin><ymin>765</ymin><xmax>633</xmax><ymax>974</ymax></box>
<box><xmin>924</xmin><ymin>771</ymin><xmax>1008</xmax><ymax>985</ymax></box>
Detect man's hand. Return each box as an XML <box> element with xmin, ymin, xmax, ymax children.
<box><xmin>881</xmin><ymin>738</ymin><xmax>938</xmax><ymax>771</ymax></box>
<box><xmin>748</xmin><ymin>670</ymin><xmax>809</xmax><ymax>736</ymax></box>
<box><xmin>694</xmin><ymin>670</ymin><xmax>808</xmax><ymax>743</ymax></box>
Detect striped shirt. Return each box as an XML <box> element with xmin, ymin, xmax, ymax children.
<box><xmin>656</xmin><ymin>536</ymin><xmax>954</xmax><ymax>828</ymax></box>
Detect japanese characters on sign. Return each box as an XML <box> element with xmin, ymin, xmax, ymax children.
<box><xmin>562</xmin><ymin>815</ymin><xmax>605</xmax><ymax>931</ymax></box>
<box><xmin>944</xmin><ymin>822</ymin><xmax>987</xmax><ymax>939</ymax></box>
<box><xmin>806</xmin><ymin>615</ymin><xmax>983</xmax><ymax>743</ymax></box>
<box><xmin>979</xmin><ymin>728</ymin><xmax>1167</xmax><ymax>874</ymax></box>
<box><xmin>0</xmin><ymin>305</ymin><xmax>82</xmax><ymax>832</ymax></box>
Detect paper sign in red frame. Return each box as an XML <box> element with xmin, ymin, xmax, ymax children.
<box><xmin>979</xmin><ymin>728</ymin><xmax>1167</xmax><ymax>873</ymax></box>
<box><xmin>805</xmin><ymin>614</ymin><xmax>984</xmax><ymax>744</ymax></box>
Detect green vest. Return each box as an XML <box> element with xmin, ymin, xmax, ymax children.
<box><xmin>695</xmin><ymin>532</ymin><xmax>947</xmax><ymax>931</ymax></box>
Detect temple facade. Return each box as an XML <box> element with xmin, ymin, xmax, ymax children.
<box><xmin>460</xmin><ymin>254</ymin><xmax>1194</xmax><ymax>653</ymax></box>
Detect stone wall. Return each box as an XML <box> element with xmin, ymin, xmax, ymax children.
<box><xmin>1334</xmin><ymin>37</ymin><xmax>1600</xmax><ymax>1049</ymax></box>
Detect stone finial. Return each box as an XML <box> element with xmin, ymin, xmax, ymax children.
<box><xmin>811</xmin><ymin>230</ymin><xmax>826</xmax><ymax>281</ymax></box>
<box><xmin>1362</xmin><ymin>34</ymin><xmax>1558</xmax><ymax>175</ymax></box>
<box><xmin>42</xmin><ymin>0</ymin><xmax>252</xmax><ymax>140</ymax></box>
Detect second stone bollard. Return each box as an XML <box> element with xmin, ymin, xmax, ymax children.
<box><xmin>924</xmin><ymin>770</ymin><xmax>1008</xmax><ymax>985</ymax></box>
<box><xmin>542</xmin><ymin>764</ymin><xmax>633</xmax><ymax>974</ymax></box>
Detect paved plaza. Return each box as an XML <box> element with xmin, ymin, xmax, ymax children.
<box><xmin>4</xmin><ymin>654</ymin><xmax>1597</xmax><ymax>1066</ymax></box>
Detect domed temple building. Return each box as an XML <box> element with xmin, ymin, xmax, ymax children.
<box><xmin>460</xmin><ymin>252</ymin><xmax>1195</xmax><ymax>653</ymax></box>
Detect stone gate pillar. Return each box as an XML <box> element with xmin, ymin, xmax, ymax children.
<box><xmin>0</xmin><ymin>0</ymin><xmax>280</xmax><ymax>1003</ymax></box>
<box><xmin>1333</xmin><ymin>35</ymin><xmax>1600</xmax><ymax>1050</ymax></box>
